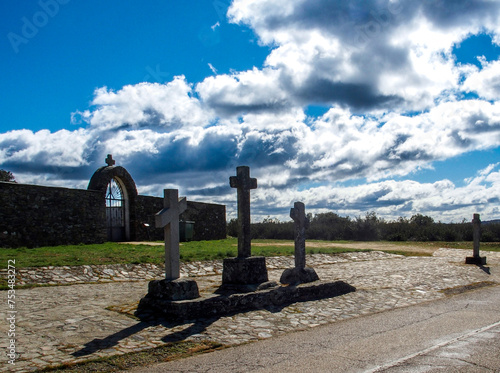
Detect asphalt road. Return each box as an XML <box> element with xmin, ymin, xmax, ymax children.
<box><xmin>126</xmin><ymin>285</ymin><xmax>500</xmax><ymax>373</ymax></box>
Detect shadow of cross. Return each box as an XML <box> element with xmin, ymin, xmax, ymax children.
<box><xmin>155</xmin><ymin>189</ymin><xmax>187</xmax><ymax>280</ymax></box>
<box><xmin>230</xmin><ymin>166</ymin><xmax>257</xmax><ymax>258</ymax></box>
<box><xmin>72</xmin><ymin>321</ymin><xmax>151</xmax><ymax>357</ymax></box>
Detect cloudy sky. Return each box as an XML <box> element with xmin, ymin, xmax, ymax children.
<box><xmin>1</xmin><ymin>0</ymin><xmax>500</xmax><ymax>222</ymax></box>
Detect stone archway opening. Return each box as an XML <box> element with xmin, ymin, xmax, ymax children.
<box><xmin>105</xmin><ymin>177</ymin><xmax>129</xmax><ymax>241</ymax></box>
<box><xmin>88</xmin><ymin>155</ymin><xmax>138</xmax><ymax>242</ymax></box>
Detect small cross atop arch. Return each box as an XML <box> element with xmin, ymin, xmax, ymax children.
<box><xmin>105</xmin><ymin>154</ymin><xmax>116</xmax><ymax>167</ymax></box>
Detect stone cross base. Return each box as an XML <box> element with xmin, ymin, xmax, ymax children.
<box><xmin>146</xmin><ymin>278</ymin><xmax>200</xmax><ymax>301</ymax></box>
<box><xmin>280</xmin><ymin>267</ymin><xmax>319</xmax><ymax>285</ymax></box>
<box><xmin>137</xmin><ymin>280</ymin><xmax>356</xmax><ymax>322</ymax></box>
<box><xmin>222</xmin><ymin>256</ymin><xmax>268</xmax><ymax>286</ymax></box>
<box><xmin>465</xmin><ymin>256</ymin><xmax>487</xmax><ymax>265</ymax></box>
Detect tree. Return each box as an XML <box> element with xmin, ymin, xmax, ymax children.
<box><xmin>0</xmin><ymin>169</ymin><xmax>16</xmax><ymax>182</ymax></box>
<box><xmin>410</xmin><ymin>214</ymin><xmax>434</xmax><ymax>226</ymax></box>
<box><xmin>409</xmin><ymin>214</ymin><xmax>436</xmax><ymax>241</ymax></box>
<box><xmin>309</xmin><ymin>212</ymin><xmax>352</xmax><ymax>240</ymax></box>
<box><xmin>353</xmin><ymin>211</ymin><xmax>380</xmax><ymax>241</ymax></box>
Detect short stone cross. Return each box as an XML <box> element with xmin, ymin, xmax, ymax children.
<box><xmin>280</xmin><ymin>201</ymin><xmax>318</xmax><ymax>285</ymax></box>
<box><xmin>155</xmin><ymin>189</ymin><xmax>187</xmax><ymax>280</ymax></box>
<box><xmin>290</xmin><ymin>202</ymin><xmax>308</xmax><ymax>269</ymax></box>
<box><xmin>105</xmin><ymin>154</ymin><xmax>115</xmax><ymax>166</ymax></box>
<box><xmin>230</xmin><ymin>166</ymin><xmax>257</xmax><ymax>258</ymax></box>
<box><xmin>466</xmin><ymin>213</ymin><xmax>487</xmax><ymax>265</ymax></box>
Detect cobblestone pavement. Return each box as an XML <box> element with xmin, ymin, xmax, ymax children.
<box><xmin>1</xmin><ymin>249</ymin><xmax>499</xmax><ymax>372</ymax></box>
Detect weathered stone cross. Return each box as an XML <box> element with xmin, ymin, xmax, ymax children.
<box><xmin>155</xmin><ymin>189</ymin><xmax>187</xmax><ymax>280</ymax></box>
<box><xmin>280</xmin><ymin>201</ymin><xmax>318</xmax><ymax>285</ymax></box>
<box><xmin>466</xmin><ymin>213</ymin><xmax>487</xmax><ymax>265</ymax></box>
<box><xmin>230</xmin><ymin>166</ymin><xmax>257</xmax><ymax>258</ymax></box>
<box><xmin>472</xmin><ymin>213</ymin><xmax>481</xmax><ymax>258</ymax></box>
<box><xmin>105</xmin><ymin>154</ymin><xmax>115</xmax><ymax>166</ymax></box>
<box><xmin>290</xmin><ymin>202</ymin><xmax>308</xmax><ymax>269</ymax></box>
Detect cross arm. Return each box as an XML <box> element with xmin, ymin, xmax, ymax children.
<box><xmin>229</xmin><ymin>176</ymin><xmax>238</xmax><ymax>189</ymax></box>
<box><xmin>229</xmin><ymin>177</ymin><xmax>257</xmax><ymax>190</ymax></box>
<box><xmin>290</xmin><ymin>202</ymin><xmax>310</xmax><ymax>228</ymax></box>
<box><xmin>155</xmin><ymin>197</ymin><xmax>187</xmax><ymax>228</ymax></box>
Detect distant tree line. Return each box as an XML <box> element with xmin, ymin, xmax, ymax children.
<box><xmin>227</xmin><ymin>212</ymin><xmax>500</xmax><ymax>242</ymax></box>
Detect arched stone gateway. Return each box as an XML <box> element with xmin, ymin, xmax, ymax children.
<box><xmin>88</xmin><ymin>155</ymin><xmax>138</xmax><ymax>241</ymax></box>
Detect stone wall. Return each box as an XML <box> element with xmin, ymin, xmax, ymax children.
<box><xmin>134</xmin><ymin>195</ymin><xmax>164</xmax><ymax>241</ymax></box>
<box><xmin>0</xmin><ymin>182</ymin><xmax>106</xmax><ymax>248</ymax></box>
<box><xmin>1</xmin><ymin>182</ymin><xmax>226</xmax><ymax>248</ymax></box>
<box><xmin>183</xmin><ymin>201</ymin><xmax>227</xmax><ymax>241</ymax></box>
<box><xmin>135</xmin><ymin>195</ymin><xmax>226</xmax><ymax>242</ymax></box>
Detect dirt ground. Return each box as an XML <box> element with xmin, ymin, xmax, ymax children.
<box><xmin>251</xmin><ymin>241</ymin><xmax>440</xmax><ymax>255</ymax></box>
<box><xmin>128</xmin><ymin>241</ymin><xmax>441</xmax><ymax>255</ymax></box>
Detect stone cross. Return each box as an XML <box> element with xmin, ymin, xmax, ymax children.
<box><xmin>466</xmin><ymin>213</ymin><xmax>486</xmax><ymax>265</ymax></box>
<box><xmin>105</xmin><ymin>154</ymin><xmax>116</xmax><ymax>166</ymax></box>
<box><xmin>229</xmin><ymin>166</ymin><xmax>257</xmax><ymax>258</ymax></box>
<box><xmin>155</xmin><ymin>189</ymin><xmax>187</xmax><ymax>280</ymax></box>
<box><xmin>280</xmin><ymin>201</ymin><xmax>318</xmax><ymax>285</ymax></box>
<box><xmin>290</xmin><ymin>202</ymin><xmax>308</xmax><ymax>269</ymax></box>
<box><xmin>472</xmin><ymin>213</ymin><xmax>481</xmax><ymax>258</ymax></box>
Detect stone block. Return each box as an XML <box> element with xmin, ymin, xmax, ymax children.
<box><xmin>146</xmin><ymin>278</ymin><xmax>200</xmax><ymax>301</ymax></box>
<box><xmin>465</xmin><ymin>256</ymin><xmax>487</xmax><ymax>265</ymax></box>
<box><xmin>222</xmin><ymin>256</ymin><xmax>268</xmax><ymax>285</ymax></box>
<box><xmin>280</xmin><ymin>267</ymin><xmax>319</xmax><ymax>285</ymax></box>
<box><xmin>137</xmin><ymin>280</ymin><xmax>356</xmax><ymax>321</ymax></box>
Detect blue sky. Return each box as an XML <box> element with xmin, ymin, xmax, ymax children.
<box><xmin>1</xmin><ymin>0</ymin><xmax>500</xmax><ymax>222</ymax></box>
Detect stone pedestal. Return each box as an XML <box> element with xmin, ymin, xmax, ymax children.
<box><xmin>137</xmin><ymin>280</ymin><xmax>356</xmax><ymax>321</ymax></box>
<box><xmin>222</xmin><ymin>256</ymin><xmax>268</xmax><ymax>286</ymax></box>
<box><xmin>465</xmin><ymin>256</ymin><xmax>487</xmax><ymax>265</ymax></box>
<box><xmin>146</xmin><ymin>278</ymin><xmax>200</xmax><ymax>301</ymax></box>
<box><xmin>280</xmin><ymin>267</ymin><xmax>319</xmax><ymax>285</ymax></box>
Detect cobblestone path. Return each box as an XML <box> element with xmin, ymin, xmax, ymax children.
<box><xmin>1</xmin><ymin>249</ymin><xmax>499</xmax><ymax>372</ymax></box>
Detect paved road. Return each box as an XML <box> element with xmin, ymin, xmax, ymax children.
<box><xmin>126</xmin><ymin>285</ymin><xmax>500</xmax><ymax>373</ymax></box>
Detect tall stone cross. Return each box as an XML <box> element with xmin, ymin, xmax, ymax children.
<box><xmin>466</xmin><ymin>213</ymin><xmax>486</xmax><ymax>265</ymax></box>
<box><xmin>105</xmin><ymin>154</ymin><xmax>115</xmax><ymax>166</ymax></box>
<box><xmin>290</xmin><ymin>202</ymin><xmax>309</xmax><ymax>269</ymax></box>
<box><xmin>230</xmin><ymin>166</ymin><xmax>257</xmax><ymax>258</ymax></box>
<box><xmin>472</xmin><ymin>213</ymin><xmax>481</xmax><ymax>258</ymax></box>
<box><xmin>155</xmin><ymin>189</ymin><xmax>187</xmax><ymax>280</ymax></box>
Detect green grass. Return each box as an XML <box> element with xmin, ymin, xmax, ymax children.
<box><xmin>1</xmin><ymin>239</ymin><xmax>499</xmax><ymax>270</ymax></box>
<box><xmin>0</xmin><ymin>239</ymin><xmax>370</xmax><ymax>270</ymax></box>
<box><xmin>0</xmin><ymin>243</ymin><xmax>166</xmax><ymax>268</ymax></box>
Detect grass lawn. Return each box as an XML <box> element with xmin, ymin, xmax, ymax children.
<box><xmin>0</xmin><ymin>238</ymin><xmax>368</xmax><ymax>269</ymax></box>
<box><xmin>1</xmin><ymin>239</ymin><xmax>499</xmax><ymax>269</ymax></box>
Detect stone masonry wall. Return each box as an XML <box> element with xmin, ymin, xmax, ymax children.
<box><xmin>0</xmin><ymin>182</ymin><xmax>106</xmax><ymax>248</ymax></box>
<box><xmin>182</xmin><ymin>201</ymin><xmax>226</xmax><ymax>241</ymax></box>
<box><xmin>1</xmin><ymin>182</ymin><xmax>226</xmax><ymax>248</ymax></box>
<box><xmin>134</xmin><ymin>195</ymin><xmax>164</xmax><ymax>241</ymax></box>
<box><xmin>135</xmin><ymin>195</ymin><xmax>226</xmax><ymax>241</ymax></box>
